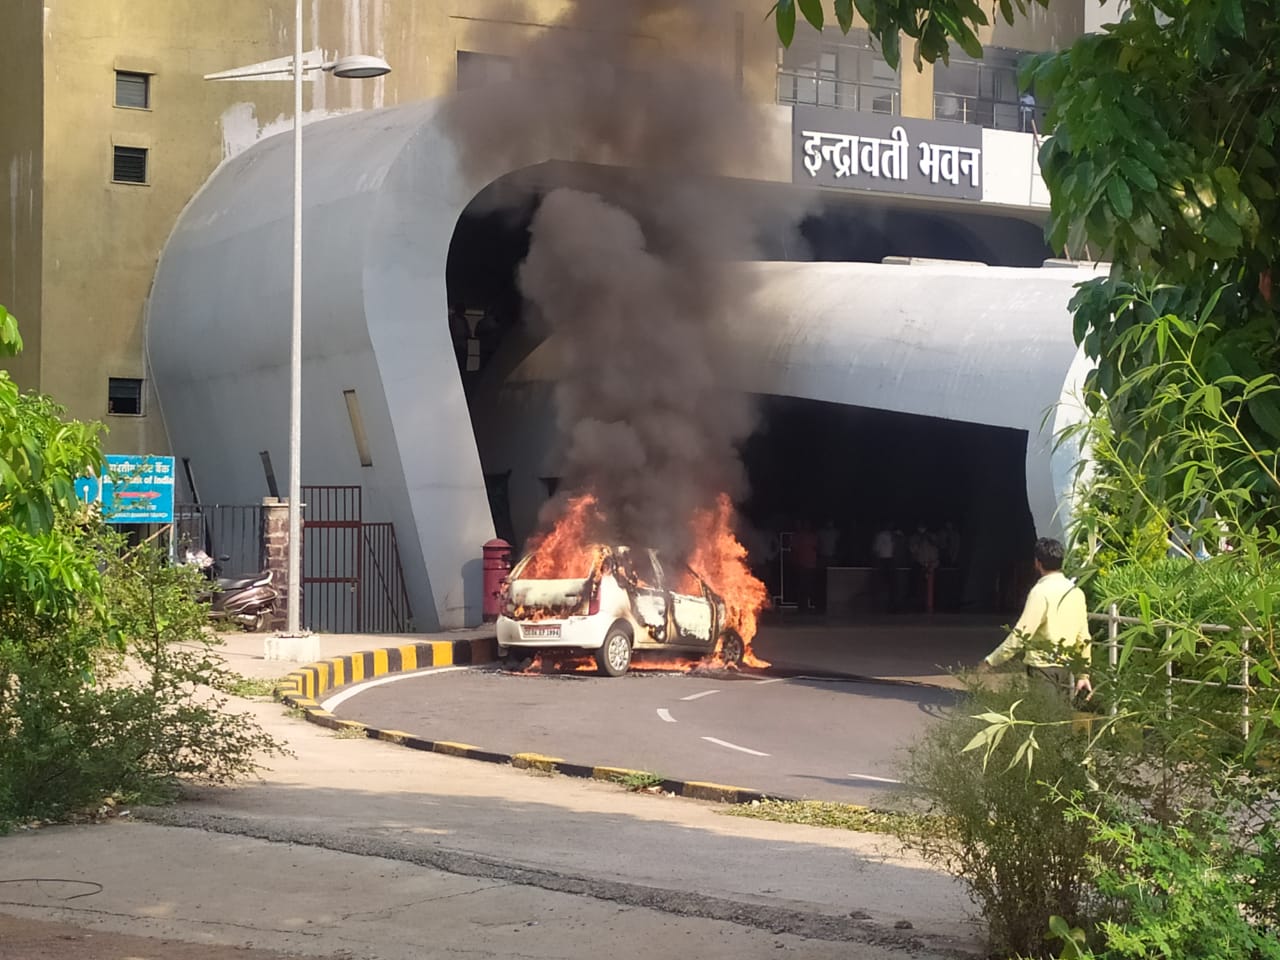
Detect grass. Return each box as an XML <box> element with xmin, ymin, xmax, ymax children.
<box><xmin>614</xmin><ymin>770</ymin><xmax>665</xmax><ymax>791</ymax></box>
<box><xmin>333</xmin><ymin>724</ymin><xmax>368</xmax><ymax>739</ymax></box>
<box><xmin>721</xmin><ymin>799</ymin><xmax>942</xmax><ymax>838</ymax></box>
<box><xmin>227</xmin><ymin>674</ymin><xmax>285</xmax><ymax>699</ymax></box>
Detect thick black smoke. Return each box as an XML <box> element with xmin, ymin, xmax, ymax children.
<box><xmin>445</xmin><ymin>0</ymin><xmax>775</xmax><ymax>560</ymax></box>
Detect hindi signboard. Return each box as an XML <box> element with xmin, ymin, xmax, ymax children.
<box><xmin>75</xmin><ymin>454</ymin><xmax>176</xmax><ymax>524</ymax></box>
<box><xmin>792</xmin><ymin>106</ymin><xmax>983</xmax><ymax>201</ymax></box>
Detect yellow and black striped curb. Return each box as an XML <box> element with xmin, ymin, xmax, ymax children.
<box><xmin>274</xmin><ymin>637</ymin><xmax>498</xmax><ymax>703</ymax></box>
<box><xmin>272</xmin><ymin>638</ymin><xmax>777</xmax><ymax>805</ymax></box>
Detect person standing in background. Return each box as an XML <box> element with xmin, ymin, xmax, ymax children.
<box><xmin>791</xmin><ymin>521</ymin><xmax>819</xmax><ymax>613</ymax></box>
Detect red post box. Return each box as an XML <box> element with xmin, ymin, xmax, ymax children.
<box><xmin>482</xmin><ymin>538</ymin><xmax>512</xmax><ymax>623</ymax></box>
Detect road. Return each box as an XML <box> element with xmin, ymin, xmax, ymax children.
<box><xmin>329</xmin><ymin>664</ymin><xmax>957</xmax><ymax>802</ymax></box>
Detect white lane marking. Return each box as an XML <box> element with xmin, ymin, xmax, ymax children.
<box><xmin>847</xmin><ymin>773</ymin><xmax>904</xmax><ymax>784</ymax></box>
<box><xmin>680</xmin><ymin>689</ymin><xmax>720</xmax><ymax>701</ymax></box>
<box><xmin>702</xmin><ymin>736</ymin><xmax>770</xmax><ymax>757</ymax></box>
<box><xmin>321</xmin><ymin>666</ymin><xmax>468</xmax><ymax>712</ymax></box>
<box><xmin>755</xmin><ymin>677</ymin><xmax>787</xmax><ymax>685</ymax></box>
<box><xmin>656</xmin><ymin>708</ymin><xmax>677</xmax><ymax>723</ymax></box>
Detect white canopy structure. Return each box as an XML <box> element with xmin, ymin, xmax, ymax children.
<box><xmin>148</xmin><ymin>99</ymin><xmax>1101</xmax><ymax>629</ymax></box>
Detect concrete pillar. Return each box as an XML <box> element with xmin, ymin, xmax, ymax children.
<box><xmin>899</xmin><ymin>52</ymin><xmax>935</xmax><ymax>120</ymax></box>
<box><xmin>261</xmin><ymin>496</ymin><xmax>320</xmax><ymax>662</ymax></box>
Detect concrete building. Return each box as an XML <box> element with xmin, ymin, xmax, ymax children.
<box><xmin>1</xmin><ymin>1</ymin><xmax>1104</xmax><ymax>629</ymax></box>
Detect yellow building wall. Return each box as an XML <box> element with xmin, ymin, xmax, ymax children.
<box><xmin>0</xmin><ymin>0</ymin><xmax>46</xmax><ymax>392</ymax></box>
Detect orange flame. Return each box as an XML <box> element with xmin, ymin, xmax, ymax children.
<box><xmin>684</xmin><ymin>493</ymin><xmax>771</xmax><ymax>667</ymax></box>
<box><xmin>522</xmin><ymin>493</ymin><xmax>605</xmax><ymax>579</ymax></box>
<box><xmin>513</xmin><ymin>490</ymin><xmax>770</xmax><ymax>671</ymax></box>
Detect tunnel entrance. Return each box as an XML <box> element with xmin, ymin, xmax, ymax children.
<box><xmin>739</xmin><ymin>396</ymin><xmax>1036</xmax><ymax>618</ymax></box>
<box><xmin>445</xmin><ymin>170</ymin><xmax>1049</xmax><ymax>588</ymax></box>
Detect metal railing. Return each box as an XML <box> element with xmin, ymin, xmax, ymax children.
<box><xmin>777</xmin><ymin>70</ymin><xmax>900</xmax><ymax>115</ymax></box>
<box><xmin>1089</xmin><ymin>605</ymin><xmax>1257</xmax><ymax>740</ymax></box>
<box><xmin>173</xmin><ymin>503</ymin><xmax>264</xmax><ymax>577</ymax></box>
<box><xmin>362</xmin><ymin>522</ymin><xmax>413</xmax><ymax>633</ymax></box>
<box><xmin>933</xmin><ymin>92</ymin><xmax>1047</xmax><ymax>133</ymax></box>
<box><xmin>301</xmin><ymin>484</ymin><xmax>413</xmax><ymax>634</ymax></box>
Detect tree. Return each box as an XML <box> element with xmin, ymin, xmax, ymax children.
<box><xmin>771</xmin><ymin>0</ymin><xmax>1280</xmax><ymax>524</ymax></box>
<box><xmin>0</xmin><ymin>306</ymin><xmax>281</xmax><ymax>827</ymax></box>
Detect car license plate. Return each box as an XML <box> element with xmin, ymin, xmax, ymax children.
<box><xmin>522</xmin><ymin>623</ymin><xmax>561</xmax><ymax>640</ymax></box>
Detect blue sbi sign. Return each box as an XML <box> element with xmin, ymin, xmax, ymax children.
<box><xmin>75</xmin><ymin>455</ymin><xmax>176</xmax><ymax>524</ymax></box>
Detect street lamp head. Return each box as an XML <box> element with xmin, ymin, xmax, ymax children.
<box><xmin>327</xmin><ymin>54</ymin><xmax>392</xmax><ymax>79</ymax></box>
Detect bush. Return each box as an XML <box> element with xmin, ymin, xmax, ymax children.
<box><xmin>899</xmin><ymin>677</ymin><xmax>1096</xmax><ymax>958</ymax></box>
<box><xmin>0</xmin><ymin>540</ymin><xmax>284</xmax><ymax>827</ymax></box>
<box><xmin>1049</xmin><ymin>794</ymin><xmax>1280</xmax><ymax>960</ymax></box>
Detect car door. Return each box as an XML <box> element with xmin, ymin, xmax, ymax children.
<box><xmin>616</xmin><ymin>548</ymin><xmax>669</xmax><ymax>643</ymax></box>
<box><xmin>657</xmin><ymin>554</ymin><xmax>715</xmax><ymax>648</ymax></box>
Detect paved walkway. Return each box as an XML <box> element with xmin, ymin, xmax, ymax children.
<box><xmin>0</xmin><ymin>624</ymin><xmax>990</xmax><ymax>959</ymax></box>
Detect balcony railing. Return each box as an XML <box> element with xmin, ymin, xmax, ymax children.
<box><xmin>777</xmin><ymin>69</ymin><xmax>900</xmax><ymax>116</ymax></box>
<box><xmin>933</xmin><ymin>92</ymin><xmax>1048</xmax><ymax>133</ymax></box>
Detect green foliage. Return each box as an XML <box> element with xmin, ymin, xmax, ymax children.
<box><xmin>0</xmin><ymin>539</ymin><xmax>285</xmax><ymax>827</ymax></box>
<box><xmin>769</xmin><ymin>0</ymin><xmax>1048</xmax><ymax>69</ymax></box>
<box><xmin>1045</xmin><ymin>797</ymin><xmax>1280</xmax><ymax>960</ymax></box>
<box><xmin>614</xmin><ymin>769</ymin><xmax>665</xmax><ymax>791</ymax></box>
<box><xmin>899</xmin><ymin>677</ymin><xmax>1095</xmax><ymax>958</ymax></box>
<box><xmin>0</xmin><ymin>309</ymin><xmax>282</xmax><ymax>829</ymax></box>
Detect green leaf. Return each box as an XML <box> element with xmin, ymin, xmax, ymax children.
<box><xmin>797</xmin><ymin>0</ymin><xmax>824</xmax><ymax>31</ymax></box>
<box><xmin>1222</xmin><ymin>0</ymin><xmax>1245</xmax><ymax>36</ymax></box>
<box><xmin>880</xmin><ymin>27</ymin><xmax>901</xmax><ymax>71</ymax></box>
<box><xmin>834</xmin><ymin>0</ymin><xmax>854</xmax><ymax>32</ymax></box>
<box><xmin>775</xmin><ymin>0</ymin><xmax>796</xmax><ymax>46</ymax></box>
<box><xmin>1107</xmin><ymin>176</ymin><xmax>1134</xmax><ymax>219</ymax></box>
<box><xmin>1119</xmin><ymin>156</ymin><xmax>1158</xmax><ymax>192</ymax></box>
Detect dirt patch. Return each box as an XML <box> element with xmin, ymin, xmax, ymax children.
<box><xmin>0</xmin><ymin>914</ymin><xmax>332</xmax><ymax>960</ymax></box>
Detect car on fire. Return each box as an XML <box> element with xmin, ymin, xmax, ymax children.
<box><xmin>496</xmin><ymin>544</ymin><xmax>745</xmax><ymax>677</ymax></box>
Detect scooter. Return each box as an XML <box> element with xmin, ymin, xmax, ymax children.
<box><xmin>183</xmin><ymin>549</ymin><xmax>279</xmax><ymax>632</ymax></box>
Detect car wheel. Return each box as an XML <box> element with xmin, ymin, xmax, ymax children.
<box><xmin>504</xmin><ymin>650</ymin><xmax>535</xmax><ymax>671</ymax></box>
<box><xmin>719</xmin><ymin>629</ymin><xmax>745</xmax><ymax>667</ymax></box>
<box><xmin>596</xmin><ymin>626</ymin><xmax>633</xmax><ymax>677</ymax></box>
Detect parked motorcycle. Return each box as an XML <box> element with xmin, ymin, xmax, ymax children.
<box><xmin>182</xmin><ymin>549</ymin><xmax>278</xmax><ymax>632</ymax></box>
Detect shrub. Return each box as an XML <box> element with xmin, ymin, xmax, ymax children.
<box><xmin>899</xmin><ymin>677</ymin><xmax>1096</xmax><ymax>959</ymax></box>
<box><xmin>0</xmin><ymin>540</ymin><xmax>284</xmax><ymax>827</ymax></box>
<box><xmin>1048</xmin><ymin>794</ymin><xmax>1280</xmax><ymax>960</ymax></box>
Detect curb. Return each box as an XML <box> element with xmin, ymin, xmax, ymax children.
<box><xmin>273</xmin><ymin>638</ymin><xmax>785</xmax><ymax>805</ymax></box>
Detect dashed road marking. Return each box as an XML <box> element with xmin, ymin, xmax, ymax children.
<box><xmin>321</xmin><ymin>665</ymin><xmax>468</xmax><ymax>711</ymax></box>
<box><xmin>680</xmin><ymin>690</ymin><xmax>720</xmax><ymax>701</ymax></box>
<box><xmin>702</xmin><ymin>736</ymin><xmax>770</xmax><ymax>757</ymax></box>
<box><xmin>847</xmin><ymin>773</ymin><xmax>903</xmax><ymax>784</ymax></box>
<box><xmin>656</xmin><ymin>708</ymin><xmax>677</xmax><ymax>723</ymax></box>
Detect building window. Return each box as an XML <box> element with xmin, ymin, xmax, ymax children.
<box><xmin>112</xmin><ymin>146</ymin><xmax>148</xmax><ymax>184</ymax></box>
<box><xmin>108</xmin><ymin>377</ymin><xmax>144</xmax><ymax>416</ymax></box>
<box><xmin>934</xmin><ymin>48</ymin><xmax>1042</xmax><ymax>132</ymax></box>
<box><xmin>777</xmin><ymin>29</ymin><xmax>899</xmax><ymax>114</ymax></box>
<box><xmin>457</xmin><ymin>51</ymin><xmax>515</xmax><ymax>92</ymax></box>
<box><xmin>115</xmin><ymin>70</ymin><xmax>151</xmax><ymax>109</ymax></box>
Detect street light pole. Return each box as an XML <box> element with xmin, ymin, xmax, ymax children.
<box><xmin>287</xmin><ymin>0</ymin><xmax>305</xmax><ymax>636</ymax></box>
<box><xmin>203</xmin><ymin>14</ymin><xmax>389</xmax><ymax>649</ymax></box>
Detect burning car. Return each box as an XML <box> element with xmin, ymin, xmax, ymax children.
<box><xmin>496</xmin><ymin>544</ymin><xmax>745</xmax><ymax>677</ymax></box>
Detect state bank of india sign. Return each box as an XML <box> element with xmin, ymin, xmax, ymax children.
<box><xmin>791</xmin><ymin>106</ymin><xmax>983</xmax><ymax>201</ymax></box>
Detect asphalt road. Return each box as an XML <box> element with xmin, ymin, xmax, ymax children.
<box><xmin>330</xmin><ymin>664</ymin><xmax>957</xmax><ymax>803</ymax></box>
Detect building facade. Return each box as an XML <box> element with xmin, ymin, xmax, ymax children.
<box><xmin>2</xmin><ymin>1</ymin><xmax>1104</xmax><ymax>629</ymax></box>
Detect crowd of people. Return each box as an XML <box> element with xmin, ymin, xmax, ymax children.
<box><xmin>749</xmin><ymin>518</ymin><xmax>963</xmax><ymax>615</ymax></box>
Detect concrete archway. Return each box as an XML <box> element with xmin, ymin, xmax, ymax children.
<box><xmin>148</xmin><ymin>98</ymin><xmax>1101</xmax><ymax>629</ymax></box>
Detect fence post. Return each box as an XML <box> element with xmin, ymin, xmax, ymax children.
<box><xmin>1164</xmin><ymin>625</ymin><xmax>1174</xmax><ymax>721</ymax></box>
<box><xmin>260</xmin><ymin>497</ymin><xmax>291</xmax><ymax>632</ymax></box>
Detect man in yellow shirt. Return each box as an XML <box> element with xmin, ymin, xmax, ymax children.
<box><xmin>978</xmin><ymin>538</ymin><xmax>1092</xmax><ymax>698</ymax></box>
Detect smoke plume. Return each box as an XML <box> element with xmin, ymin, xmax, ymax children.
<box><xmin>444</xmin><ymin>0</ymin><xmax>775</xmax><ymax>561</ymax></box>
